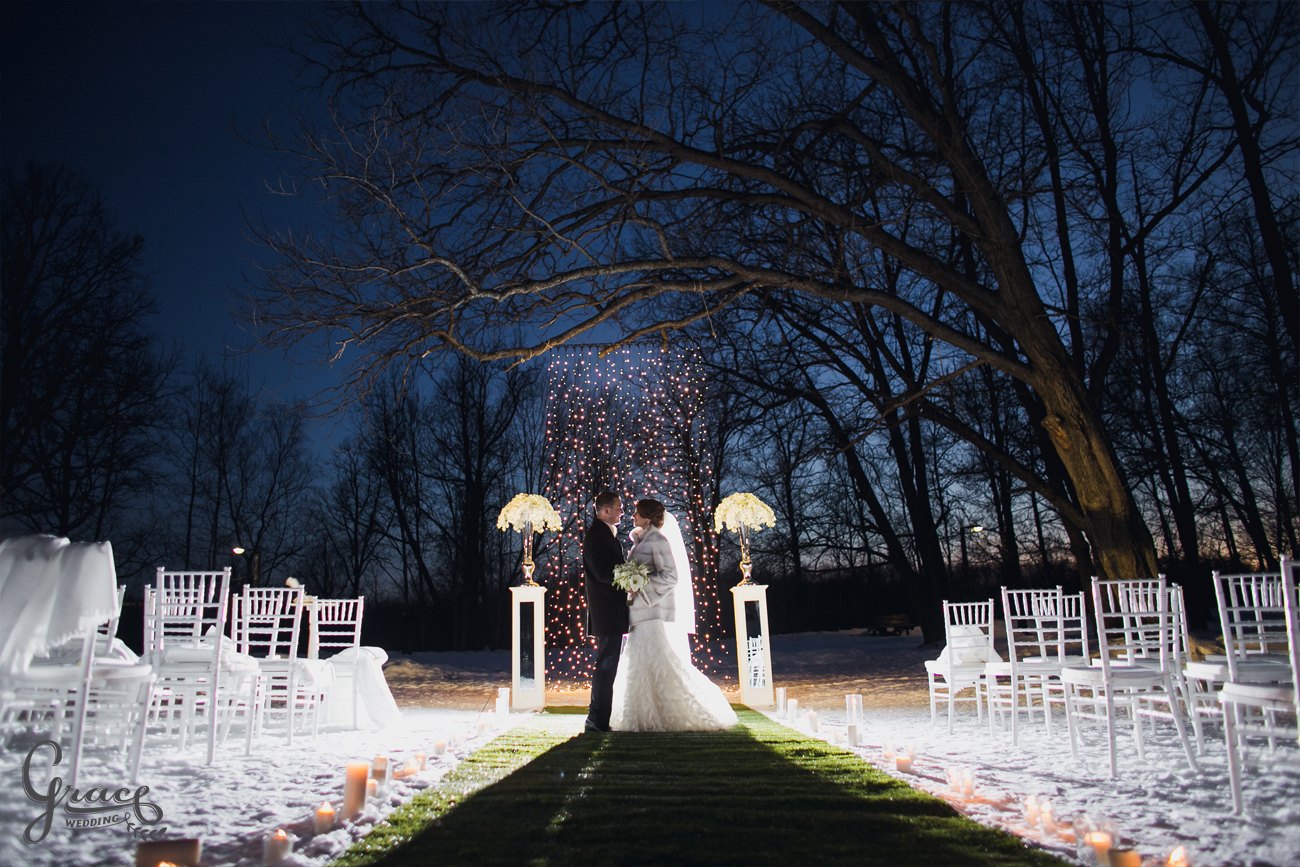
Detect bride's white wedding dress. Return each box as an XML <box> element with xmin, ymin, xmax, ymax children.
<box><xmin>610</xmin><ymin>512</ymin><xmax>738</xmax><ymax>732</ymax></box>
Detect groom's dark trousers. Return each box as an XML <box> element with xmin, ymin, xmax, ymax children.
<box><xmin>584</xmin><ymin>518</ymin><xmax>629</xmax><ymax>731</ymax></box>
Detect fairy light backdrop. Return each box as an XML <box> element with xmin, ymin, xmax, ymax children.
<box><xmin>539</xmin><ymin>343</ymin><xmax>725</xmax><ymax>682</ymax></box>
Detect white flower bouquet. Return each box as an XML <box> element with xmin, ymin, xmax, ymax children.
<box><xmin>613</xmin><ymin>559</ymin><xmax>651</xmax><ymax>603</ymax></box>
<box><xmin>496</xmin><ymin>494</ymin><xmax>563</xmax><ymax>534</ymax></box>
<box><xmin>713</xmin><ymin>493</ymin><xmax>776</xmax><ymax>534</ymax></box>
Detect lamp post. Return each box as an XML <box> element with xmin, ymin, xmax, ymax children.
<box><xmin>232</xmin><ymin>547</ymin><xmax>260</xmax><ymax>587</ymax></box>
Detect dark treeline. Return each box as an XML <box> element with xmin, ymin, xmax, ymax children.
<box><xmin>4</xmin><ymin>2</ymin><xmax>1296</xmax><ymax>649</ymax></box>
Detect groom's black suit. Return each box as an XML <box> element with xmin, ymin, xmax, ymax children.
<box><xmin>583</xmin><ymin>518</ymin><xmax>628</xmax><ymax>731</ymax></box>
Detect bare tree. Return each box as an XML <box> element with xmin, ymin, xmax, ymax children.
<box><xmin>248</xmin><ymin>2</ymin><xmax>1294</xmax><ymax>585</ymax></box>
<box><xmin>1</xmin><ymin>162</ymin><xmax>176</xmax><ymax>540</ymax></box>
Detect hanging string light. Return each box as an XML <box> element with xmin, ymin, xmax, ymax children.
<box><xmin>539</xmin><ymin>343</ymin><xmax>724</xmax><ymax>683</ymax></box>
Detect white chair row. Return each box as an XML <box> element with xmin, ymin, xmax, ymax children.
<box><xmin>143</xmin><ymin>568</ymin><xmax>364</xmax><ymax>763</ymax></box>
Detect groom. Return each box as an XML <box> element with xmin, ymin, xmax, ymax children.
<box><xmin>583</xmin><ymin>490</ymin><xmax>628</xmax><ymax>732</ymax></box>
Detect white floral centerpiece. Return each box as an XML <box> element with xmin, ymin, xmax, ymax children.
<box><xmin>497</xmin><ymin>493</ymin><xmax>563</xmax><ymax>585</ymax></box>
<box><xmin>713</xmin><ymin>492</ymin><xmax>776</xmax><ymax>585</ymax></box>
<box><xmin>612</xmin><ymin>559</ymin><xmax>652</xmax><ymax>605</ymax></box>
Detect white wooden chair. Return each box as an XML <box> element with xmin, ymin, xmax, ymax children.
<box><xmin>986</xmin><ymin>587</ymin><xmax>1090</xmax><ymax>744</ymax></box>
<box><xmin>309</xmin><ymin>597</ymin><xmax>365</xmax><ymax>730</ymax></box>
<box><xmin>1185</xmin><ymin>565</ymin><xmax>1292</xmax><ymax>751</ymax></box>
<box><xmin>924</xmin><ymin>599</ymin><xmax>995</xmax><ymax>733</ymax></box>
<box><xmin>1061</xmin><ymin>577</ymin><xmax>1198</xmax><ymax>778</ymax></box>
<box><xmin>232</xmin><ymin>587</ymin><xmax>326</xmax><ymax>744</ymax></box>
<box><xmin>1220</xmin><ymin>559</ymin><xmax>1300</xmax><ymax>814</ymax></box>
<box><xmin>147</xmin><ymin>568</ymin><xmax>258</xmax><ymax>763</ymax></box>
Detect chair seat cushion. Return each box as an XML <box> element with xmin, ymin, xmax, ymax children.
<box><xmin>1185</xmin><ymin>658</ymin><xmax>1290</xmax><ymax>683</ymax></box>
<box><xmin>1062</xmin><ymin>664</ymin><xmax>1163</xmax><ymax>686</ymax></box>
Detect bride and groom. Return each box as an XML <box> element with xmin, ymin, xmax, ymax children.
<box><xmin>583</xmin><ymin>491</ymin><xmax>738</xmax><ymax>733</ymax></box>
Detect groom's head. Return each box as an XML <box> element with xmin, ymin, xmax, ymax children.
<box><xmin>595</xmin><ymin>491</ymin><xmax>622</xmax><ymax>526</ymax></box>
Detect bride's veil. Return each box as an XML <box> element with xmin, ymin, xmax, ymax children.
<box><xmin>662</xmin><ymin>511</ymin><xmax>696</xmax><ymax>664</ymax></box>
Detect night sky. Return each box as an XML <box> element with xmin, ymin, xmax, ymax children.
<box><xmin>1</xmin><ymin>1</ymin><xmax>325</xmax><ymax>402</ymax></box>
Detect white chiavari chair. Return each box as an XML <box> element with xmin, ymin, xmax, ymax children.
<box><xmin>1061</xmin><ymin>577</ymin><xmax>1198</xmax><ymax>778</ymax></box>
<box><xmin>924</xmin><ymin>599</ymin><xmax>995</xmax><ymax>733</ymax></box>
<box><xmin>309</xmin><ymin>597</ymin><xmax>365</xmax><ymax>730</ymax></box>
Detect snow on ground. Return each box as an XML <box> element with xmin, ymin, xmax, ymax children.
<box><xmin>768</xmin><ymin>633</ymin><xmax>1300</xmax><ymax>867</ymax></box>
<box><xmin>1</xmin><ymin>633</ymin><xmax>1295</xmax><ymax>866</ymax></box>
<box><xmin>0</xmin><ymin>706</ymin><xmax>518</xmax><ymax>867</ymax></box>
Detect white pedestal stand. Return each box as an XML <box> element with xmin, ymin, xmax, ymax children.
<box><xmin>510</xmin><ymin>584</ymin><xmax>547</xmax><ymax>711</ymax></box>
<box><xmin>730</xmin><ymin>583</ymin><xmax>775</xmax><ymax>709</ymax></box>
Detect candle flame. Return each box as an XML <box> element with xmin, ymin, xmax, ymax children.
<box><xmin>275</xmin><ymin>829</ymin><xmax>287</xmax><ymax>839</ymax></box>
<box><xmin>1169</xmin><ymin>847</ymin><xmax>1188</xmax><ymax>866</ymax></box>
<box><xmin>320</xmin><ymin>801</ymin><xmax>334</xmax><ymax>811</ymax></box>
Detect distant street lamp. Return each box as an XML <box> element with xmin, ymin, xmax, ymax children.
<box><xmin>232</xmin><ymin>546</ymin><xmax>260</xmax><ymax>587</ymax></box>
<box><xmin>960</xmin><ymin>524</ymin><xmax>986</xmax><ymax>577</ymax></box>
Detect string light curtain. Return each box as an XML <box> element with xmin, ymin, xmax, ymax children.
<box><xmin>540</xmin><ymin>344</ymin><xmax>724</xmax><ymax>680</ymax></box>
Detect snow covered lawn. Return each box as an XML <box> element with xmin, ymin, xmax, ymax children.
<box><xmin>0</xmin><ymin>706</ymin><xmax>516</xmax><ymax>867</ymax></box>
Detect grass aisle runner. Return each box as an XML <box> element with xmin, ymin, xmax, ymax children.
<box><xmin>332</xmin><ymin>708</ymin><xmax>1068</xmax><ymax>866</ymax></box>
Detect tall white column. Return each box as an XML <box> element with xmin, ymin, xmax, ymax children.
<box><xmin>510</xmin><ymin>584</ymin><xmax>547</xmax><ymax>711</ymax></box>
<box><xmin>730</xmin><ymin>583</ymin><xmax>775</xmax><ymax>708</ymax></box>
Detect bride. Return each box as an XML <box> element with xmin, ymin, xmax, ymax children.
<box><xmin>610</xmin><ymin>498</ymin><xmax>738</xmax><ymax>732</ymax></box>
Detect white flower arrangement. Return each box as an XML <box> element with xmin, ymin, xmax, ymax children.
<box><xmin>496</xmin><ymin>493</ymin><xmax>563</xmax><ymax>534</ymax></box>
<box><xmin>713</xmin><ymin>493</ymin><xmax>777</xmax><ymax>534</ymax></box>
<box><xmin>613</xmin><ymin>559</ymin><xmax>651</xmax><ymax>597</ymax></box>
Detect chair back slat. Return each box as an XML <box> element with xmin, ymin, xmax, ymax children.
<box><xmin>308</xmin><ymin>597</ymin><xmax>364</xmax><ymax>659</ymax></box>
<box><xmin>1092</xmin><ymin>577</ymin><xmax>1175</xmax><ymax>673</ymax></box>
<box><xmin>1213</xmin><ymin>569</ymin><xmax>1289</xmax><ymax>682</ymax></box>
<box><xmin>151</xmin><ymin>568</ymin><xmax>232</xmax><ymax>652</ymax></box>
<box><xmin>233</xmin><ymin>587</ymin><xmax>305</xmax><ymax>659</ymax></box>
<box><xmin>942</xmin><ymin>599</ymin><xmax>994</xmax><ymax>661</ymax></box>
<box><xmin>1002</xmin><ymin>587</ymin><xmax>1062</xmax><ymax>662</ymax></box>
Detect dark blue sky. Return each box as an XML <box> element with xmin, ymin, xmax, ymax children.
<box><xmin>1</xmin><ymin>1</ymin><xmax>329</xmax><ymax>404</ymax></box>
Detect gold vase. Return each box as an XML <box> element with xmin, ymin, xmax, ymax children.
<box><xmin>521</xmin><ymin>521</ymin><xmax>538</xmax><ymax>586</ymax></box>
<box><xmin>736</xmin><ymin>523</ymin><xmax>754</xmax><ymax>586</ymax></box>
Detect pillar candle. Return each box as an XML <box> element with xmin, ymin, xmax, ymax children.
<box><xmin>807</xmin><ymin>710</ymin><xmax>819</xmax><ymax>732</ymax></box>
<box><xmin>1039</xmin><ymin>800</ymin><xmax>1055</xmax><ymax>836</ymax></box>
<box><xmin>853</xmin><ymin>694</ymin><xmax>863</xmax><ymax>722</ymax></box>
<box><xmin>1086</xmin><ymin>831</ymin><xmax>1113</xmax><ymax>865</ymax></box>
<box><xmin>414</xmin><ymin>752</ymin><xmax>427</xmax><ymax>771</ymax></box>
<box><xmin>846</xmin><ymin>724</ymin><xmax>858</xmax><ymax>747</ymax></box>
<box><xmin>371</xmin><ymin>756</ymin><xmax>388</xmax><ymax>778</ymax></box>
<box><xmin>366</xmin><ymin>778</ymin><xmax>377</xmax><ymax>799</ymax></box>
<box><xmin>961</xmin><ymin>767</ymin><xmax>975</xmax><ymax>797</ymax></box>
<box><xmin>895</xmin><ymin>753</ymin><xmax>913</xmax><ymax>773</ymax></box>
<box><xmin>433</xmin><ymin>739</ymin><xmax>447</xmax><ymax>755</ymax></box>
<box><xmin>776</xmin><ymin>686</ymin><xmax>786</xmax><ymax>713</ymax></box>
<box><xmin>845</xmin><ymin>694</ymin><xmax>856</xmax><ymax>726</ymax></box>
<box><xmin>314</xmin><ymin>801</ymin><xmax>336</xmax><ymax>834</ymax></box>
<box><xmin>786</xmin><ymin>698</ymin><xmax>798</xmax><ymax>720</ymax></box>
<box><xmin>343</xmin><ymin>761</ymin><xmax>369</xmax><ymax>818</ymax></box>
<box><xmin>135</xmin><ymin>839</ymin><xmax>201</xmax><ymax>867</ymax></box>
<box><xmin>1109</xmin><ymin>848</ymin><xmax>1141</xmax><ymax>867</ymax></box>
<box><xmin>497</xmin><ymin>687</ymin><xmax>510</xmax><ymax>718</ymax></box>
<box><xmin>1024</xmin><ymin>795</ymin><xmax>1039</xmax><ymax>828</ymax></box>
<box><xmin>263</xmin><ymin>829</ymin><xmax>292</xmax><ymax>865</ymax></box>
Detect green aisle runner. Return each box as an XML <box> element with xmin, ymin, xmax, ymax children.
<box><xmin>332</xmin><ymin>708</ymin><xmax>1067</xmax><ymax>867</ymax></box>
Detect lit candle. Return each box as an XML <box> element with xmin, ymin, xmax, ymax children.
<box><xmin>1040</xmin><ymin>800</ymin><xmax>1055</xmax><ymax>836</ymax></box>
<box><xmin>136</xmin><ymin>839</ymin><xmax>202</xmax><ymax>867</ymax></box>
<box><xmin>895</xmin><ymin>750</ymin><xmax>913</xmax><ymax>773</ymax></box>
<box><xmin>947</xmin><ymin>767</ymin><xmax>960</xmax><ymax>793</ymax></box>
<box><xmin>1167</xmin><ymin>847</ymin><xmax>1190</xmax><ymax>867</ymax></box>
<box><xmin>314</xmin><ymin>801</ymin><xmax>335</xmax><ymax>834</ymax></box>
<box><xmin>961</xmin><ymin>767</ymin><xmax>975</xmax><ymax>797</ymax></box>
<box><xmin>1109</xmin><ymin>848</ymin><xmax>1141</xmax><ymax>867</ymax></box>
<box><xmin>883</xmin><ymin>744</ymin><xmax>895</xmax><ymax>761</ymax></box>
<box><xmin>846</xmin><ymin>724</ymin><xmax>858</xmax><ymax>747</ymax></box>
<box><xmin>1024</xmin><ymin>795</ymin><xmax>1040</xmax><ymax>828</ymax></box>
<box><xmin>1086</xmin><ymin>831</ymin><xmax>1113</xmax><ymax>865</ymax></box>
<box><xmin>343</xmin><ymin>761</ymin><xmax>369</xmax><ymax>818</ymax></box>
<box><xmin>433</xmin><ymin>739</ymin><xmax>447</xmax><ymax>755</ymax></box>
<box><xmin>371</xmin><ymin>755</ymin><xmax>388</xmax><ymax>777</ymax></box>
<box><xmin>414</xmin><ymin>751</ymin><xmax>427</xmax><ymax>771</ymax></box>
<box><xmin>776</xmin><ymin>687</ymin><xmax>786</xmax><ymax>713</ymax></box>
<box><xmin>263</xmin><ymin>829</ymin><xmax>292</xmax><ymax>865</ymax></box>
<box><xmin>366</xmin><ymin>778</ymin><xmax>378</xmax><ymax>799</ymax></box>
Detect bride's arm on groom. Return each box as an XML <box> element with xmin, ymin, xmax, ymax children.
<box><xmin>633</xmin><ymin>532</ymin><xmax>677</xmax><ymax>608</ymax></box>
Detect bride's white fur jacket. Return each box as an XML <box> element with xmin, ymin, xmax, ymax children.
<box><xmin>627</xmin><ymin>524</ymin><xmax>677</xmax><ymax>626</ymax></box>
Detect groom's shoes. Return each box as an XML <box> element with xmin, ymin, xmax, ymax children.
<box><xmin>584</xmin><ymin>718</ymin><xmax>611</xmax><ymax>733</ymax></box>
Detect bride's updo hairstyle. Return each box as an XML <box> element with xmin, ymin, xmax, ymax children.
<box><xmin>635</xmin><ymin>498</ymin><xmax>666</xmax><ymax>528</ymax></box>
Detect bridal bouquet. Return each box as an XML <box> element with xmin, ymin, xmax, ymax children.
<box><xmin>613</xmin><ymin>559</ymin><xmax>651</xmax><ymax>604</ymax></box>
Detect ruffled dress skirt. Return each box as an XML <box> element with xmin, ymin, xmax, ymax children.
<box><xmin>609</xmin><ymin>620</ymin><xmax>739</xmax><ymax>732</ymax></box>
